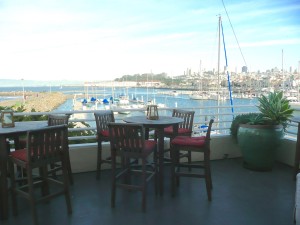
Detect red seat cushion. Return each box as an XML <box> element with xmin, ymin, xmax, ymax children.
<box><xmin>144</xmin><ymin>140</ymin><xmax>157</xmax><ymax>154</ymax></box>
<box><xmin>171</xmin><ymin>136</ymin><xmax>206</xmax><ymax>147</ymax></box>
<box><xmin>10</xmin><ymin>149</ymin><xmax>28</xmax><ymax>162</ymax></box>
<box><xmin>164</xmin><ymin>126</ymin><xmax>191</xmax><ymax>135</ymax></box>
<box><xmin>96</xmin><ymin>130</ymin><xmax>110</xmax><ymax>140</ymax></box>
<box><xmin>100</xmin><ymin>130</ymin><xmax>109</xmax><ymax>137</ymax></box>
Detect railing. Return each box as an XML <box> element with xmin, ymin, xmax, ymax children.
<box><xmin>13</xmin><ymin>104</ymin><xmax>299</xmax><ymax>144</ymax></box>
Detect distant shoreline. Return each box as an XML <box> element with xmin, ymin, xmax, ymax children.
<box><xmin>0</xmin><ymin>92</ymin><xmax>69</xmax><ymax>112</ymax></box>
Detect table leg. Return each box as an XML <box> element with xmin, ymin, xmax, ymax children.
<box><xmin>157</xmin><ymin>128</ymin><xmax>164</xmax><ymax>195</ymax></box>
<box><xmin>0</xmin><ymin>135</ymin><xmax>8</xmax><ymax>220</ymax></box>
<box><xmin>157</xmin><ymin>124</ymin><xmax>179</xmax><ymax>196</ymax></box>
<box><xmin>145</xmin><ymin>127</ymin><xmax>149</xmax><ymax>140</ymax></box>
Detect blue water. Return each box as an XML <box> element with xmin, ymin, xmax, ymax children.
<box><xmin>1</xmin><ymin>85</ymin><xmax>298</xmax><ymax>137</ymax></box>
<box><xmin>0</xmin><ymin>85</ymin><xmax>260</xmax><ymax>132</ymax></box>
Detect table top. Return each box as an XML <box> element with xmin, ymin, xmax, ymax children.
<box><xmin>123</xmin><ymin>116</ymin><xmax>183</xmax><ymax>126</ymax></box>
<box><xmin>0</xmin><ymin>121</ymin><xmax>48</xmax><ymax>135</ymax></box>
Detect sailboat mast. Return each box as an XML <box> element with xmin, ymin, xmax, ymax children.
<box><xmin>199</xmin><ymin>59</ymin><xmax>202</xmax><ymax>75</ymax></box>
<box><xmin>217</xmin><ymin>15</ymin><xmax>221</xmax><ymax>108</ymax></box>
<box><xmin>217</xmin><ymin>16</ymin><xmax>221</xmax><ymax>102</ymax></box>
<box><xmin>199</xmin><ymin>59</ymin><xmax>202</xmax><ymax>91</ymax></box>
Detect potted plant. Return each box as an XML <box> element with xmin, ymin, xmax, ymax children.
<box><xmin>230</xmin><ymin>91</ymin><xmax>294</xmax><ymax>171</ymax></box>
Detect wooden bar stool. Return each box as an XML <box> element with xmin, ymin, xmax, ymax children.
<box><xmin>8</xmin><ymin>125</ymin><xmax>72</xmax><ymax>225</ymax></box>
<box><xmin>108</xmin><ymin>122</ymin><xmax>158</xmax><ymax>212</ymax></box>
<box><xmin>170</xmin><ymin>119</ymin><xmax>214</xmax><ymax>201</ymax></box>
<box><xmin>94</xmin><ymin>110</ymin><xmax>115</xmax><ymax>179</ymax></box>
<box><xmin>155</xmin><ymin>109</ymin><xmax>195</xmax><ymax>162</ymax></box>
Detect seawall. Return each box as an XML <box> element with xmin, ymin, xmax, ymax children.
<box><xmin>0</xmin><ymin>92</ymin><xmax>69</xmax><ymax>112</ymax></box>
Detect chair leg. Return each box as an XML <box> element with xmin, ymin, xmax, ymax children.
<box><xmin>62</xmin><ymin>159</ymin><xmax>72</xmax><ymax>214</ymax></box>
<box><xmin>188</xmin><ymin>151</ymin><xmax>192</xmax><ymax>171</ymax></box>
<box><xmin>170</xmin><ymin>147</ymin><xmax>176</xmax><ymax>197</ymax></box>
<box><xmin>207</xmin><ymin>160</ymin><xmax>213</xmax><ymax>190</ymax></box>
<box><xmin>205</xmin><ymin>173</ymin><xmax>212</xmax><ymax>201</ymax></box>
<box><xmin>142</xmin><ymin>158</ymin><xmax>147</xmax><ymax>212</ymax></box>
<box><xmin>64</xmin><ymin>150</ymin><xmax>74</xmax><ymax>185</ymax></box>
<box><xmin>111</xmin><ymin>153</ymin><xmax>116</xmax><ymax>208</ymax></box>
<box><xmin>8</xmin><ymin>161</ymin><xmax>18</xmax><ymax>216</ymax></box>
<box><xmin>175</xmin><ymin>149</ymin><xmax>180</xmax><ymax>187</ymax></box>
<box><xmin>204</xmin><ymin>152</ymin><xmax>212</xmax><ymax>201</ymax></box>
<box><xmin>96</xmin><ymin>142</ymin><xmax>102</xmax><ymax>180</ymax></box>
<box><xmin>154</xmin><ymin>149</ymin><xmax>158</xmax><ymax>195</ymax></box>
<box><xmin>27</xmin><ymin>169</ymin><xmax>39</xmax><ymax>225</ymax></box>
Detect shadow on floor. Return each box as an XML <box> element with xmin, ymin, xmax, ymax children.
<box><xmin>2</xmin><ymin>158</ymin><xmax>296</xmax><ymax>225</ymax></box>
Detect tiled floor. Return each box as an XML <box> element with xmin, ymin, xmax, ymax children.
<box><xmin>1</xmin><ymin>158</ymin><xmax>297</xmax><ymax>225</ymax></box>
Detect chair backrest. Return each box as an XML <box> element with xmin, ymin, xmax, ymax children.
<box><xmin>108</xmin><ymin>123</ymin><xmax>145</xmax><ymax>156</ymax></box>
<box><xmin>48</xmin><ymin>114</ymin><xmax>70</xmax><ymax>126</ymax></box>
<box><xmin>172</xmin><ymin>109</ymin><xmax>195</xmax><ymax>131</ymax></box>
<box><xmin>94</xmin><ymin>110</ymin><xmax>115</xmax><ymax>133</ymax></box>
<box><xmin>205</xmin><ymin>119</ymin><xmax>214</xmax><ymax>143</ymax></box>
<box><xmin>26</xmin><ymin>125</ymin><xmax>68</xmax><ymax>167</ymax></box>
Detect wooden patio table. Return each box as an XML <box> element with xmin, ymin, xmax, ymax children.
<box><xmin>123</xmin><ymin>116</ymin><xmax>183</xmax><ymax>195</ymax></box>
<box><xmin>0</xmin><ymin>121</ymin><xmax>48</xmax><ymax>220</ymax></box>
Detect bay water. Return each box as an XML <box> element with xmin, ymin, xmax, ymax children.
<box><xmin>0</xmin><ymin>85</ymin><xmax>260</xmax><ymax>133</ymax></box>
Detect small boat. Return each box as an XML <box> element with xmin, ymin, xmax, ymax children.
<box><xmin>189</xmin><ymin>92</ymin><xmax>209</xmax><ymax>100</ymax></box>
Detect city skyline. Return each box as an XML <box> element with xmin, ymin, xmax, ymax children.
<box><xmin>0</xmin><ymin>0</ymin><xmax>299</xmax><ymax>81</ymax></box>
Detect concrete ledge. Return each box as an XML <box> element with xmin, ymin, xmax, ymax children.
<box><xmin>276</xmin><ymin>138</ymin><xmax>296</xmax><ymax>167</ymax></box>
<box><xmin>68</xmin><ymin>135</ymin><xmax>296</xmax><ymax>173</ymax></box>
<box><xmin>68</xmin><ymin>135</ymin><xmax>244</xmax><ymax>173</ymax></box>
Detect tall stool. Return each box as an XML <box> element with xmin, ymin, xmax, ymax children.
<box><xmin>94</xmin><ymin>110</ymin><xmax>115</xmax><ymax>179</ymax></box>
<box><xmin>108</xmin><ymin>122</ymin><xmax>158</xmax><ymax>212</ymax></box>
<box><xmin>8</xmin><ymin>125</ymin><xmax>72</xmax><ymax>225</ymax></box>
<box><xmin>170</xmin><ymin>119</ymin><xmax>214</xmax><ymax>201</ymax></box>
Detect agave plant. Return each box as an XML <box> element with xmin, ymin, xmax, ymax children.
<box><xmin>230</xmin><ymin>91</ymin><xmax>294</xmax><ymax>139</ymax></box>
<box><xmin>257</xmin><ymin>91</ymin><xmax>294</xmax><ymax>129</ymax></box>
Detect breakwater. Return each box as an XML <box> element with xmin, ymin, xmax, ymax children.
<box><xmin>0</xmin><ymin>92</ymin><xmax>69</xmax><ymax>112</ymax></box>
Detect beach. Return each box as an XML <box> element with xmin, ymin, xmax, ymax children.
<box><xmin>0</xmin><ymin>92</ymin><xmax>69</xmax><ymax>112</ymax></box>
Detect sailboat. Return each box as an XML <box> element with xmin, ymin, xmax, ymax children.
<box><xmin>217</xmin><ymin>15</ymin><xmax>234</xmax><ymax>113</ymax></box>
<box><xmin>189</xmin><ymin>60</ymin><xmax>210</xmax><ymax>100</ymax></box>
<box><xmin>190</xmin><ymin>16</ymin><xmax>234</xmax><ymax>105</ymax></box>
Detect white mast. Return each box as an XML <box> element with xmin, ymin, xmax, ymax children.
<box><xmin>199</xmin><ymin>59</ymin><xmax>202</xmax><ymax>91</ymax></box>
<box><xmin>217</xmin><ymin>15</ymin><xmax>221</xmax><ymax>119</ymax></box>
<box><xmin>217</xmin><ymin>16</ymin><xmax>221</xmax><ymax>98</ymax></box>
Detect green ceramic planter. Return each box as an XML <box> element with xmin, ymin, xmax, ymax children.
<box><xmin>237</xmin><ymin>124</ymin><xmax>284</xmax><ymax>171</ymax></box>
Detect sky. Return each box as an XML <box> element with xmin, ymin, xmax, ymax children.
<box><xmin>0</xmin><ymin>0</ymin><xmax>299</xmax><ymax>81</ymax></box>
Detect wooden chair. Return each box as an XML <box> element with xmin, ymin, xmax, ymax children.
<box><xmin>170</xmin><ymin>119</ymin><xmax>214</xmax><ymax>201</ymax></box>
<box><xmin>17</xmin><ymin>114</ymin><xmax>70</xmax><ymax>146</ymax></box>
<box><xmin>108</xmin><ymin>122</ymin><xmax>157</xmax><ymax>212</ymax></box>
<box><xmin>94</xmin><ymin>110</ymin><xmax>115</xmax><ymax>179</ymax></box>
<box><xmin>155</xmin><ymin>109</ymin><xmax>195</xmax><ymax>162</ymax></box>
<box><xmin>10</xmin><ymin>114</ymin><xmax>73</xmax><ymax>184</ymax></box>
<box><xmin>8</xmin><ymin>125</ymin><xmax>72</xmax><ymax>225</ymax></box>
<box><xmin>47</xmin><ymin>114</ymin><xmax>73</xmax><ymax>184</ymax></box>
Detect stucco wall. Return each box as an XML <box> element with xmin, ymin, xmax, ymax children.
<box><xmin>69</xmin><ymin>135</ymin><xmax>244</xmax><ymax>173</ymax></box>
<box><xmin>69</xmin><ymin>135</ymin><xmax>297</xmax><ymax>173</ymax></box>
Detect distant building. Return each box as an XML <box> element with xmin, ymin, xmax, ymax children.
<box><xmin>242</xmin><ymin>66</ymin><xmax>248</xmax><ymax>73</ymax></box>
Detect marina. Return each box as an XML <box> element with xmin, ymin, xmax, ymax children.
<box><xmin>0</xmin><ymin>85</ymin><xmax>258</xmax><ymax>132</ymax></box>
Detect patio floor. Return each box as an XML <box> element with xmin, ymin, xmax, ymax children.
<box><xmin>2</xmin><ymin>158</ymin><xmax>297</xmax><ymax>225</ymax></box>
